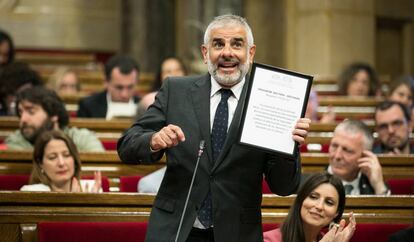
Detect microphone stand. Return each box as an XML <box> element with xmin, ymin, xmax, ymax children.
<box><xmin>174</xmin><ymin>140</ymin><xmax>205</xmax><ymax>242</ymax></box>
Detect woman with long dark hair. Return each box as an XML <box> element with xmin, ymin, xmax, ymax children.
<box><xmin>264</xmin><ymin>173</ymin><xmax>356</xmax><ymax>242</ymax></box>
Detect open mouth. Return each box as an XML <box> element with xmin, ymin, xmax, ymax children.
<box><xmin>218</xmin><ymin>62</ymin><xmax>238</xmax><ymax>72</ymax></box>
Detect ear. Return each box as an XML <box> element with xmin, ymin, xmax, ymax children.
<box><xmin>201</xmin><ymin>45</ymin><xmax>208</xmax><ymax>64</ymax></box>
<box><xmin>51</xmin><ymin>115</ymin><xmax>58</xmax><ymax>123</ymax></box>
<box><xmin>50</xmin><ymin>115</ymin><xmax>59</xmax><ymax>129</ymax></box>
<box><xmin>248</xmin><ymin>45</ymin><xmax>256</xmax><ymax>64</ymax></box>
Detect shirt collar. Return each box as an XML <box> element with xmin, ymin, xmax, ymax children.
<box><xmin>327</xmin><ymin>165</ymin><xmax>362</xmax><ymax>188</ymax></box>
<box><xmin>106</xmin><ymin>91</ymin><xmax>134</xmax><ymax>105</ymax></box>
<box><xmin>210</xmin><ymin>76</ymin><xmax>245</xmax><ymax>101</ymax></box>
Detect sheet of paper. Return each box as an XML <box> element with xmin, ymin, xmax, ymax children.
<box><xmin>240</xmin><ymin>65</ymin><xmax>311</xmax><ymax>155</ymax></box>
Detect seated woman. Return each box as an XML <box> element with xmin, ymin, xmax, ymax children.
<box><xmin>338</xmin><ymin>63</ymin><xmax>380</xmax><ymax>97</ymax></box>
<box><xmin>387</xmin><ymin>75</ymin><xmax>414</xmax><ymax>120</ymax></box>
<box><xmin>20</xmin><ymin>130</ymin><xmax>101</xmax><ymax>192</ymax></box>
<box><xmin>264</xmin><ymin>172</ymin><xmax>356</xmax><ymax>242</ymax></box>
<box><xmin>136</xmin><ymin>57</ymin><xmax>187</xmax><ymax>119</ymax></box>
<box><xmin>48</xmin><ymin>66</ymin><xmax>81</xmax><ymax>95</ymax></box>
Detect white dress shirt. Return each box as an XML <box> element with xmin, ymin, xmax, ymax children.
<box><xmin>105</xmin><ymin>93</ymin><xmax>137</xmax><ymax>120</ymax></box>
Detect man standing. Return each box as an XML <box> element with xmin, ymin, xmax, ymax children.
<box><xmin>6</xmin><ymin>86</ymin><xmax>104</xmax><ymax>152</ymax></box>
<box><xmin>327</xmin><ymin>119</ymin><xmax>389</xmax><ymax>195</ymax></box>
<box><xmin>374</xmin><ymin>101</ymin><xmax>413</xmax><ymax>154</ymax></box>
<box><xmin>77</xmin><ymin>55</ymin><xmax>140</xmax><ymax>119</ymax></box>
<box><xmin>118</xmin><ymin>15</ymin><xmax>310</xmax><ymax>242</ymax></box>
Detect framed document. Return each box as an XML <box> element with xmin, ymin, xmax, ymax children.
<box><xmin>238</xmin><ymin>63</ymin><xmax>313</xmax><ymax>158</ymax></box>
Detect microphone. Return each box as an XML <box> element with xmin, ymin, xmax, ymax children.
<box><xmin>175</xmin><ymin>140</ymin><xmax>205</xmax><ymax>242</ymax></box>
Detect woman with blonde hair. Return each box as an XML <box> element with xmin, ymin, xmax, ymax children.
<box><xmin>48</xmin><ymin>66</ymin><xmax>80</xmax><ymax>95</ymax></box>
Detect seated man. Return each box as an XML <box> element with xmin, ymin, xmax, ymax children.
<box><xmin>5</xmin><ymin>86</ymin><xmax>104</xmax><ymax>152</ymax></box>
<box><xmin>327</xmin><ymin>119</ymin><xmax>389</xmax><ymax>195</ymax></box>
<box><xmin>77</xmin><ymin>55</ymin><xmax>140</xmax><ymax>119</ymax></box>
<box><xmin>374</xmin><ymin>100</ymin><xmax>413</xmax><ymax>154</ymax></box>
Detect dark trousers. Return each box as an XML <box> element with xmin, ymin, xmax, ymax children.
<box><xmin>186</xmin><ymin>227</ymin><xmax>215</xmax><ymax>242</ymax></box>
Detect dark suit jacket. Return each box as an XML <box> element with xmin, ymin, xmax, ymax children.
<box><xmin>388</xmin><ymin>227</ymin><xmax>414</xmax><ymax>242</ymax></box>
<box><xmin>358</xmin><ymin>174</ymin><xmax>375</xmax><ymax>194</ymax></box>
<box><xmin>77</xmin><ymin>90</ymin><xmax>140</xmax><ymax>118</ymax></box>
<box><xmin>117</xmin><ymin>74</ymin><xmax>301</xmax><ymax>242</ymax></box>
<box><xmin>317</xmin><ymin>167</ymin><xmax>376</xmax><ymax>195</ymax></box>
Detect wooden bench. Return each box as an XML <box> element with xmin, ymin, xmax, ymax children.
<box><xmin>318</xmin><ymin>96</ymin><xmax>384</xmax><ymax>107</ymax></box>
<box><xmin>1</xmin><ymin>151</ymin><xmax>412</xmax><ymax>190</ymax></box>
<box><xmin>300</xmin><ymin>153</ymin><xmax>414</xmax><ymax>179</ymax></box>
<box><xmin>312</xmin><ymin>76</ymin><xmax>390</xmax><ymax>96</ymax></box>
<box><xmin>0</xmin><ymin>192</ymin><xmax>412</xmax><ymax>242</ymax></box>
<box><xmin>0</xmin><ymin>151</ymin><xmax>165</xmax><ymax>190</ymax></box>
<box><xmin>0</xmin><ymin>117</ymin><xmax>132</xmax><ymax>133</ymax></box>
<box><xmin>16</xmin><ymin>52</ymin><xmax>96</xmax><ymax>66</ymax></box>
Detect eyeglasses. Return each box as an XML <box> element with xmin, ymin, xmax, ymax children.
<box><xmin>377</xmin><ymin>119</ymin><xmax>407</xmax><ymax>132</ymax></box>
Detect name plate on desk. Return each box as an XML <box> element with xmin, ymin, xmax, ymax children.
<box><xmin>239</xmin><ymin>63</ymin><xmax>313</xmax><ymax>158</ymax></box>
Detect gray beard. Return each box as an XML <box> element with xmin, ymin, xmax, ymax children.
<box><xmin>207</xmin><ymin>55</ymin><xmax>250</xmax><ymax>87</ymax></box>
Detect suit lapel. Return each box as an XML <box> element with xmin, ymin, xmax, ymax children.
<box><xmin>191</xmin><ymin>74</ymin><xmax>213</xmax><ymax>168</ymax></box>
<box><xmin>212</xmin><ymin>77</ymin><xmax>249</xmax><ymax>172</ymax></box>
<box><xmin>99</xmin><ymin>91</ymin><xmax>108</xmax><ymax>117</ymax></box>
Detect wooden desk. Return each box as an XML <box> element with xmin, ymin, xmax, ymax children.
<box><xmin>0</xmin><ymin>192</ymin><xmax>411</xmax><ymax>224</ymax></box>
<box><xmin>0</xmin><ymin>192</ymin><xmax>412</xmax><ymax>242</ymax></box>
<box><xmin>1</xmin><ymin>151</ymin><xmax>412</xmax><ymax>187</ymax></box>
<box><xmin>301</xmin><ymin>153</ymin><xmax>414</xmax><ymax>179</ymax></box>
<box><xmin>0</xmin><ymin>151</ymin><xmax>165</xmax><ymax>190</ymax></box>
<box><xmin>0</xmin><ymin>117</ymin><xmax>133</xmax><ymax>133</ymax></box>
<box><xmin>318</xmin><ymin>96</ymin><xmax>384</xmax><ymax>107</ymax></box>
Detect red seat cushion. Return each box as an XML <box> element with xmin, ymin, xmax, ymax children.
<box><xmin>262</xmin><ymin>223</ymin><xmax>279</xmax><ymax>232</ymax></box>
<box><xmin>300</xmin><ymin>143</ymin><xmax>330</xmax><ymax>153</ymax></box>
<box><xmin>0</xmin><ymin>174</ymin><xmax>30</xmax><ymax>190</ymax></box>
<box><xmin>120</xmin><ymin>176</ymin><xmax>142</xmax><ymax>192</ymax></box>
<box><xmin>262</xmin><ymin>179</ymin><xmax>272</xmax><ymax>194</ymax></box>
<box><xmin>81</xmin><ymin>175</ymin><xmax>110</xmax><ymax>192</ymax></box>
<box><xmin>350</xmin><ymin>224</ymin><xmax>411</xmax><ymax>242</ymax></box>
<box><xmin>387</xmin><ymin>179</ymin><xmax>414</xmax><ymax>195</ymax></box>
<box><xmin>263</xmin><ymin>223</ymin><xmax>410</xmax><ymax>242</ymax></box>
<box><xmin>38</xmin><ymin>222</ymin><xmax>147</xmax><ymax>242</ymax></box>
<box><xmin>101</xmin><ymin>140</ymin><xmax>117</xmax><ymax>150</ymax></box>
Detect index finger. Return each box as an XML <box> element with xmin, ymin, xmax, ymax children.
<box><xmin>93</xmin><ymin>171</ymin><xmax>102</xmax><ymax>193</ymax></box>
<box><xmin>71</xmin><ymin>177</ymin><xmax>81</xmax><ymax>192</ymax></box>
<box><xmin>362</xmin><ymin>150</ymin><xmax>375</xmax><ymax>157</ymax></box>
<box><xmin>295</xmin><ymin>118</ymin><xmax>311</xmax><ymax>128</ymax></box>
<box><xmin>168</xmin><ymin>124</ymin><xmax>186</xmax><ymax>142</ymax></box>
<box><xmin>349</xmin><ymin>212</ymin><xmax>356</xmax><ymax>227</ymax></box>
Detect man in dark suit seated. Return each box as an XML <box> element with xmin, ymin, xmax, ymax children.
<box><xmin>118</xmin><ymin>14</ymin><xmax>311</xmax><ymax>242</ymax></box>
<box><xmin>77</xmin><ymin>55</ymin><xmax>140</xmax><ymax>119</ymax></box>
<box><xmin>373</xmin><ymin>101</ymin><xmax>413</xmax><ymax>154</ymax></box>
<box><xmin>327</xmin><ymin>119</ymin><xmax>389</xmax><ymax>195</ymax></box>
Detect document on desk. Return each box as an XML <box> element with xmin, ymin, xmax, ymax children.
<box><xmin>239</xmin><ymin>63</ymin><xmax>313</xmax><ymax>158</ymax></box>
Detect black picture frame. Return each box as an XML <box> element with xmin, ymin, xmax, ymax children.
<box><xmin>238</xmin><ymin>62</ymin><xmax>313</xmax><ymax>159</ymax></box>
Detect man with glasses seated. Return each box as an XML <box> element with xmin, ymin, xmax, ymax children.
<box><xmin>77</xmin><ymin>55</ymin><xmax>140</xmax><ymax>120</ymax></box>
<box><xmin>374</xmin><ymin>101</ymin><xmax>413</xmax><ymax>154</ymax></box>
<box><xmin>327</xmin><ymin>119</ymin><xmax>390</xmax><ymax>195</ymax></box>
